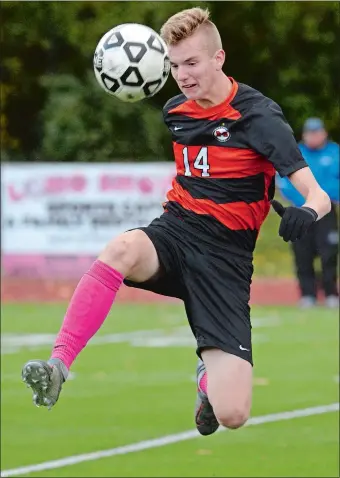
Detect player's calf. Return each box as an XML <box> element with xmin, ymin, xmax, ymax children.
<box><xmin>21</xmin><ymin>229</ymin><xmax>161</xmax><ymax>409</ymax></box>
<box><xmin>201</xmin><ymin>348</ymin><xmax>252</xmax><ymax>430</ymax></box>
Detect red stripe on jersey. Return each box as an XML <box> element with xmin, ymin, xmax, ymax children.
<box><xmin>173</xmin><ymin>142</ymin><xmax>275</xmax><ymax>178</ymax></box>
<box><xmin>166</xmin><ymin>179</ymin><xmax>271</xmax><ymax>231</ymax></box>
<box><xmin>168</xmin><ymin>78</ymin><xmax>241</xmax><ymax>121</ymax></box>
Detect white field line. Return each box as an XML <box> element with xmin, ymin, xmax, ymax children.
<box><xmin>1</xmin><ymin>317</ymin><xmax>278</xmax><ymax>355</ymax></box>
<box><xmin>1</xmin><ymin>403</ymin><xmax>338</xmax><ymax>478</ymax></box>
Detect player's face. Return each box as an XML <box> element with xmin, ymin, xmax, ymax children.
<box><xmin>303</xmin><ymin>129</ymin><xmax>328</xmax><ymax>149</ymax></box>
<box><xmin>168</xmin><ymin>30</ymin><xmax>224</xmax><ymax>102</ymax></box>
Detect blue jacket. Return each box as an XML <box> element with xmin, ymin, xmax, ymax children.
<box><xmin>276</xmin><ymin>141</ymin><xmax>339</xmax><ymax>206</ymax></box>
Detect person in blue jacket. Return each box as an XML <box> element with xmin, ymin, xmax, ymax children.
<box><xmin>276</xmin><ymin>118</ymin><xmax>339</xmax><ymax>308</ymax></box>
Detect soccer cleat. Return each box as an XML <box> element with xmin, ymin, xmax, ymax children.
<box><xmin>195</xmin><ymin>359</ymin><xmax>219</xmax><ymax>436</ymax></box>
<box><xmin>21</xmin><ymin>359</ymin><xmax>68</xmax><ymax>410</ymax></box>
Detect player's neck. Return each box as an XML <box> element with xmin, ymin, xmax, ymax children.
<box><xmin>195</xmin><ymin>74</ymin><xmax>233</xmax><ymax>109</ymax></box>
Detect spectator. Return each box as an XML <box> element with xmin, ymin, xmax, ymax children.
<box><xmin>276</xmin><ymin>118</ymin><xmax>339</xmax><ymax>308</ymax></box>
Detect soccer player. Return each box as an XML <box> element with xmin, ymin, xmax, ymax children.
<box><xmin>21</xmin><ymin>7</ymin><xmax>331</xmax><ymax>436</ymax></box>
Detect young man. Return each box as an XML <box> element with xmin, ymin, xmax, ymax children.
<box><xmin>21</xmin><ymin>8</ymin><xmax>331</xmax><ymax>436</ymax></box>
<box><xmin>277</xmin><ymin>118</ymin><xmax>339</xmax><ymax>308</ymax></box>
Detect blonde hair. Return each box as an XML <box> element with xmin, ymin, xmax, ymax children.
<box><xmin>160</xmin><ymin>7</ymin><xmax>222</xmax><ymax>52</ymax></box>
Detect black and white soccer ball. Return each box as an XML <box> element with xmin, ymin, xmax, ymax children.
<box><xmin>93</xmin><ymin>23</ymin><xmax>170</xmax><ymax>103</ymax></box>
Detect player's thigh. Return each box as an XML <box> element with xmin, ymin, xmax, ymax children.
<box><xmin>201</xmin><ymin>348</ymin><xmax>252</xmax><ymax>428</ymax></box>
<box><xmin>186</xmin><ymin>251</ymin><xmax>254</xmax><ymax>363</ymax></box>
<box><xmin>123</xmin><ymin>215</ymin><xmax>197</xmax><ymax>300</ymax></box>
<box><xmin>98</xmin><ymin>228</ymin><xmax>160</xmax><ymax>282</ymax></box>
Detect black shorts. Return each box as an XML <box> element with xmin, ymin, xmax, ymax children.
<box><xmin>124</xmin><ymin>211</ymin><xmax>254</xmax><ymax>365</ymax></box>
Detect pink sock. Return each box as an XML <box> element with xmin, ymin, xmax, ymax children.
<box><xmin>199</xmin><ymin>371</ymin><xmax>208</xmax><ymax>394</ymax></box>
<box><xmin>51</xmin><ymin>260</ymin><xmax>123</xmax><ymax>369</ymax></box>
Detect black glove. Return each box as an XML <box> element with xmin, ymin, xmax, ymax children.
<box><xmin>271</xmin><ymin>199</ymin><xmax>318</xmax><ymax>242</ymax></box>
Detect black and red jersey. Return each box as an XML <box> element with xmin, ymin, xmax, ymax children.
<box><xmin>162</xmin><ymin>78</ymin><xmax>307</xmax><ymax>252</ymax></box>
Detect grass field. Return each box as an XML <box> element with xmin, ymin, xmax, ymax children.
<box><xmin>1</xmin><ymin>302</ymin><xmax>339</xmax><ymax>477</ymax></box>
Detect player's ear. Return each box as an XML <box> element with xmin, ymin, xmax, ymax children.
<box><xmin>214</xmin><ymin>49</ymin><xmax>225</xmax><ymax>70</ymax></box>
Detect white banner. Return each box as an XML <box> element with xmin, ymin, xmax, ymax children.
<box><xmin>1</xmin><ymin>162</ymin><xmax>175</xmax><ymax>254</ymax></box>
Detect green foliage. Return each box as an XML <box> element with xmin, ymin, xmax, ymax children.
<box><xmin>2</xmin><ymin>1</ymin><xmax>338</xmax><ymax>161</ymax></box>
<box><xmin>209</xmin><ymin>1</ymin><xmax>340</xmax><ymax>137</ymax></box>
<box><xmin>39</xmin><ymin>73</ymin><xmax>172</xmax><ymax>162</ymax></box>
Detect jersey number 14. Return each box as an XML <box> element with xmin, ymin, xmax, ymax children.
<box><xmin>183</xmin><ymin>147</ymin><xmax>210</xmax><ymax>177</ymax></box>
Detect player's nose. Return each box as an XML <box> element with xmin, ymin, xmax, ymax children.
<box><xmin>177</xmin><ymin>65</ymin><xmax>189</xmax><ymax>82</ymax></box>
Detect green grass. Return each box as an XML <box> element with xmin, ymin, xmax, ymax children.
<box><xmin>1</xmin><ymin>303</ymin><xmax>339</xmax><ymax>477</ymax></box>
<box><xmin>254</xmin><ymin>208</ymin><xmax>294</xmax><ymax>277</ymax></box>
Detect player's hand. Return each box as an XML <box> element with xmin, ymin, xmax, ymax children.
<box><xmin>271</xmin><ymin>199</ymin><xmax>318</xmax><ymax>242</ymax></box>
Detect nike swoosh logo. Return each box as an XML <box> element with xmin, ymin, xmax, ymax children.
<box><xmin>239</xmin><ymin>345</ymin><xmax>250</xmax><ymax>351</ymax></box>
<box><xmin>174</xmin><ymin>126</ymin><xmax>183</xmax><ymax>131</ymax></box>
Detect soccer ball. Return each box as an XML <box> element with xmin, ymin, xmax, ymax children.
<box><xmin>93</xmin><ymin>23</ymin><xmax>170</xmax><ymax>103</ymax></box>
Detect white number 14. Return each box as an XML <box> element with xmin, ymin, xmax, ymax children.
<box><xmin>182</xmin><ymin>146</ymin><xmax>210</xmax><ymax>177</ymax></box>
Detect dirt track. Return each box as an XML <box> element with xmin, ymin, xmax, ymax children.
<box><xmin>2</xmin><ymin>277</ymin><xmax>301</xmax><ymax>305</ymax></box>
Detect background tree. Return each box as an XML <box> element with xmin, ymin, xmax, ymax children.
<box><xmin>1</xmin><ymin>1</ymin><xmax>339</xmax><ymax>162</ymax></box>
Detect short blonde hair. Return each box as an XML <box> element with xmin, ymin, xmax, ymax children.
<box><xmin>160</xmin><ymin>7</ymin><xmax>222</xmax><ymax>52</ymax></box>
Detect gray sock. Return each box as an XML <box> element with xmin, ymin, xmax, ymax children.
<box><xmin>48</xmin><ymin>358</ymin><xmax>69</xmax><ymax>381</ymax></box>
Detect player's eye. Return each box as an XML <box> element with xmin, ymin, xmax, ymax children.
<box><xmin>188</xmin><ymin>62</ymin><xmax>196</xmax><ymax>66</ymax></box>
<box><xmin>170</xmin><ymin>64</ymin><xmax>178</xmax><ymax>69</ymax></box>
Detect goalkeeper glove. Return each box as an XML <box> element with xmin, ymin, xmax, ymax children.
<box><xmin>271</xmin><ymin>199</ymin><xmax>318</xmax><ymax>242</ymax></box>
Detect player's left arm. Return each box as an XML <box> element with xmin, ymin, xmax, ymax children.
<box><xmin>248</xmin><ymin>104</ymin><xmax>331</xmax><ymax>242</ymax></box>
<box><xmin>287</xmin><ymin>166</ymin><xmax>331</xmax><ymax>218</ymax></box>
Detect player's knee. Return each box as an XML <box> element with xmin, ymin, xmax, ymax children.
<box><xmin>98</xmin><ymin>231</ymin><xmax>142</xmax><ymax>276</ymax></box>
<box><xmin>214</xmin><ymin>405</ymin><xmax>249</xmax><ymax>430</ymax></box>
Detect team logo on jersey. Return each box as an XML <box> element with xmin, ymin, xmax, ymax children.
<box><xmin>213</xmin><ymin>125</ymin><xmax>230</xmax><ymax>142</ymax></box>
